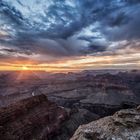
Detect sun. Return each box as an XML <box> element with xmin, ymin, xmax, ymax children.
<box><xmin>22</xmin><ymin>66</ymin><xmax>29</xmax><ymax>70</ymax></box>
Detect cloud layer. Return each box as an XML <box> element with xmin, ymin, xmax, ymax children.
<box><xmin>0</xmin><ymin>0</ymin><xmax>140</xmax><ymax>70</ymax></box>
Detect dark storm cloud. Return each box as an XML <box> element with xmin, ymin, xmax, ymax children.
<box><xmin>88</xmin><ymin>44</ymin><xmax>107</xmax><ymax>53</ymax></box>
<box><xmin>0</xmin><ymin>0</ymin><xmax>140</xmax><ymax>61</ymax></box>
<box><xmin>0</xmin><ymin>48</ymin><xmax>33</xmax><ymax>55</ymax></box>
<box><xmin>101</xmin><ymin>4</ymin><xmax>140</xmax><ymax>41</ymax></box>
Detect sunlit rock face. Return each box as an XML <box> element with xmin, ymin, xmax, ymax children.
<box><xmin>71</xmin><ymin>105</ymin><xmax>140</xmax><ymax>140</ymax></box>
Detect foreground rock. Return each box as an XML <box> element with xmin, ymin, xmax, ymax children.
<box><xmin>0</xmin><ymin>94</ymin><xmax>67</xmax><ymax>140</ymax></box>
<box><xmin>71</xmin><ymin>105</ymin><xmax>140</xmax><ymax>140</ymax></box>
<box><xmin>0</xmin><ymin>94</ymin><xmax>100</xmax><ymax>140</ymax></box>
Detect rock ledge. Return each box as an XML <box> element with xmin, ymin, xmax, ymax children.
<box><xmin>71</xmin><ymin>105</ymin><xmax>140</xmax><ymax>140</ymax></box>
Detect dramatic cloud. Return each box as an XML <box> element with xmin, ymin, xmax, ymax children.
<box><xmin>0</xmin><ymin>0</ymin><xmax>140</xmax><ymax>70</ymax></box>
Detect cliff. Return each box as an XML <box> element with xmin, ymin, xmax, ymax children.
<box><xmin>0</xmin><ymin>94</ymin><xmax>67</xmax><ymax>140</ymax></box>
<box><xmin>71</xmin><ymin>105</ymin><xmax>140</xmax><ymax>140</ymax></box>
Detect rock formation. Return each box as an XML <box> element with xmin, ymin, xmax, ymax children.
<box><xmin>51</xmin><ymin>108</ymin><xmax>99</xmax><ymax>140</ymax></box>
<box><xmin>0</xmin><ymin>70</ymin><xmax>139</xmax><ymax>139</ymax></box>
<box><xmin>71</xmin><ymin>105</ymin><xmax>140</xmax><ymax>140</ymax></box>
<box><xmin>0</xmin><ymin>94</ymin><xmax>67</xmax><ymax>140</ymax></box>
<box><xmin>47</xmin><ymin>72</ymin><xmax>140</xmax><ymax>117</ymax></box>
<box><xmin>0</xmin><ymin>94</ymin><xmax>100</xmax><ymax>140</ymax></box>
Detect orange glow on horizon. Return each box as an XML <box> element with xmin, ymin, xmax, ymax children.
<box><xmin>0</xmin><ymin>52</ymin><xmax>139</xmax><ymax>72</ymax></box>
<box><xmin>22</xmin><ymin>66</ymin><xmax>29</xmax><ymax>70</ymax></box>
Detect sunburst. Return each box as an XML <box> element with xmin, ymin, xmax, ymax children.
<box><xmin>22</xmin><ymin>66</ymin><xmax>29</xmax><ymax>70</ymax></box>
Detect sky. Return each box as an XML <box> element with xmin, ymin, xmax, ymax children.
<box><xmin>0</xmin><ymin>0</ymin><xmax>140</xmax><ymax>72</ymax></box>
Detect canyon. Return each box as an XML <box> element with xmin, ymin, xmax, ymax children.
<box><xmin>0</xmin><ymin>70</ymin><xmax>139</xmax><ymax>139</ymax></box>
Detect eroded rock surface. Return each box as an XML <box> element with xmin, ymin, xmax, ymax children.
<box><xmin>0</xmin><ymin>94</ymin><xmax>100</xmax><ymax>140</ymax></box>
<box><xmin>0</xmin><ymin>94</ymin><xmax>67</xmax><ymax>140</ymax></box>
<box><xmin>71</xmin><ymin>106</ymin><xmax>140</xmax><ymax>140</ymax></box>
<box><xmin>0</xmin><ymin>71</ymin><xmax>140</xmax><ymax>110</ymax></box>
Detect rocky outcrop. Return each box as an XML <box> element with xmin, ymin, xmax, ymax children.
<box><xmin>0</xmin><ymin>94</ymin><xmax>100</xmax><ymax>140</ymax></box>
<box><xmin>71</xmin><ymin>106</ymin><xmax>140</xmax><ymax>140</ymax></box>
<box><xmin>0</xmin><ymin>94</ymin><xmax>67</xmax><ymax>140</ymax></box>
